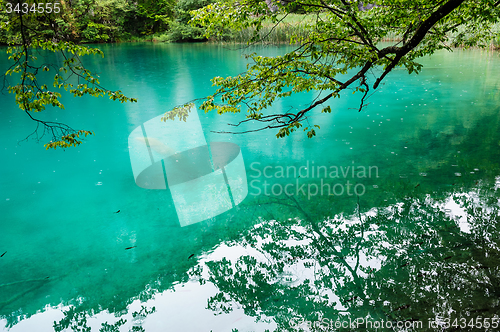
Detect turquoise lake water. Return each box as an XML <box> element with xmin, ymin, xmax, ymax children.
<box><xmin>1</xmin><ymin>43</ymin><xmax>500</xmax><ymax>331</ymax></box>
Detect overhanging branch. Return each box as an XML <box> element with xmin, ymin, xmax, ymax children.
<box><xmin>374</xmin><ymin>0</ymin><xmax>467</xmax><ymax>89</ymax></box>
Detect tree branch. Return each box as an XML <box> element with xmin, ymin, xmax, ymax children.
<box><xmin>374</xmin><ymin>0</ymin><xmax>467</xmax><ymax>89</ymax></box>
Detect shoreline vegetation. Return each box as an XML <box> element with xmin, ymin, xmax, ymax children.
<box><xmin>119</xmin><ymin>14</ymin><xmax>500</xmax><ymax>51</ymax></box>
<box><xmin>1</xmin><ymin>5</ymin><xmax>498</xmax><ymax>49</ymax></box>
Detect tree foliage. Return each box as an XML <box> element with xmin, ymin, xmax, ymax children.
<box><xmin>0</xmin><ymin>0</ymin><xmax>178</xmax><ymax>43</ymax></box>
<box><xmin>2</xmin><ymin>0</ymin><xmax>500</xmax><ymax>149</ymax></box>
<box><xmin>192</xmin><ymin>0</ymin><xmax>500</xmax><ymax>138</ymax></box>
<box><xmin>1</xmin><ymin>1</ymin><xmax>142</xmax><ymax>149</ymax></box>
<box><xmin>167</xmin><ymin>0</ymin><xmax>214</xmax><ymax>42</ymax></box>
<box><xmin>0</xmin><ymin>0</ymin><xmax>220</xmax><ymax>149</ymax></box>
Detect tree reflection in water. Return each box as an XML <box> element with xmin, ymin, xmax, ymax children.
<box><xmin>194</xmin><ymin>182</ymin><xmax>500</xmax><ymax>331</ymax></box>
<box><xmin>6</xmin><ymin>98</ymin><xmax>500</xmax><ymax>332</ymax></box>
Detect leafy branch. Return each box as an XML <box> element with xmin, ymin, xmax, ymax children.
<box><xmin>2</xmin><ymin>7</ymin><xmax>138</xmax><ymax>150</ymax></box>
<box><xmin>192</xmin><ymin>0</ymin><xmax>500</xmax><ymax>138</ymax></box>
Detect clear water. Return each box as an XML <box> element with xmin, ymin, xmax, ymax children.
<box><xmin>1</xmin><ymin>43</ymin><xmax>499</xmax><ymax>332</ymax></box>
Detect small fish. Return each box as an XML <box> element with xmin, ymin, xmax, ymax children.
<box><xmin>400</xmin><ymin>262</ymin><xmax>409</xmax><ymax>267</ymax></box>
<box><xmin>125</xmin><ymin>246</ymin><xmax>137</xmax><ymax>250</ymax></box>
<box><xmin>0</xmin><ymin>251</ymin><xmax>6</xmax><ymax>257</ymax></box>
<box><xmin>415</xmin><ymin>184</ymin><xmax>420</xmax><ymax>188</ymax></box>
<box><xmin>44</xmin><ymin>276</ymin><xmax>50</xmax><ymax>279</ymax></box>
<box><xmin>114</xmin><ymin>210</ymin><xmax>121</xmax><ymax>213</ymax></box>
<box><xmin>188</xmin><ymin>254</ymin><xmax>195</xmax><ymax>259</ymax></box>
<box><xmin>443</xmin><ymin>256</ymin><xmax>452</xmax><ymax>260</ymax></box>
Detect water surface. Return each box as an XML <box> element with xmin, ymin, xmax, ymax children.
<box><xmin>0</xmin><ymin>43</ymin><xmax>499</xmax><ymax>331</ymax></box>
